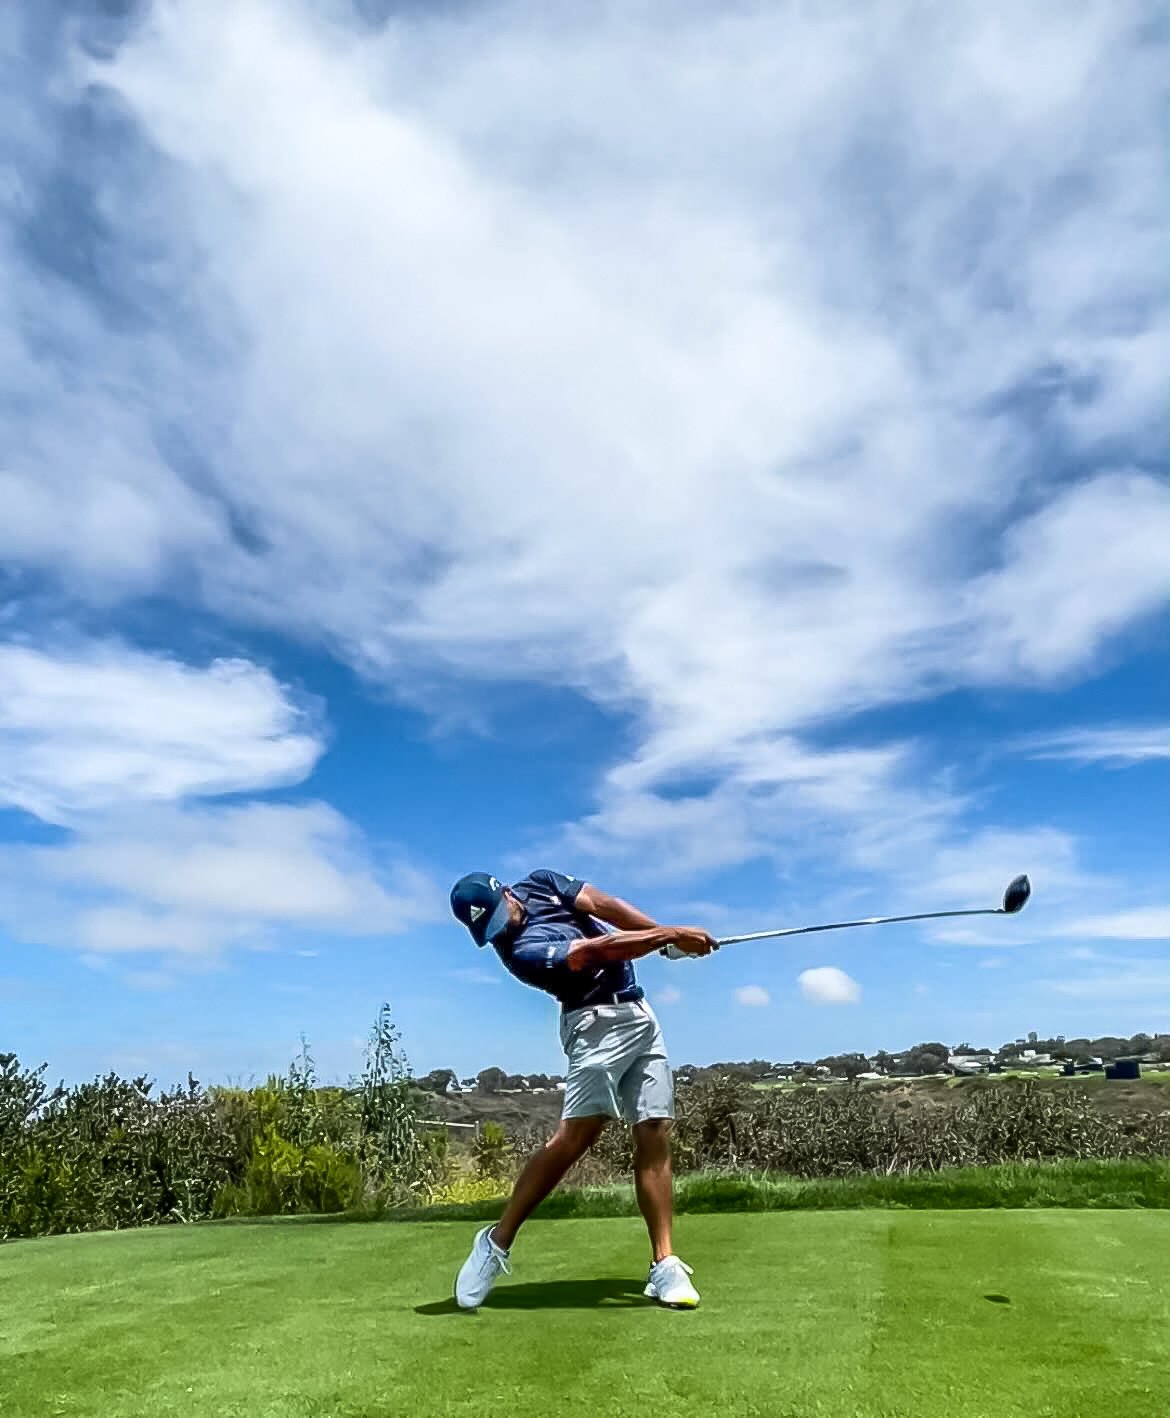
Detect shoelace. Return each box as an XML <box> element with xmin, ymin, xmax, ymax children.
<box><xmin>651</xmin><ymin>1257</ymin><xmax>693</xmax><ymax>1278</ymax></box>
<box><xmin>480</xmin><ymin>1237</ymin><xmax>512</xmax><ymax>1277</ymax></box>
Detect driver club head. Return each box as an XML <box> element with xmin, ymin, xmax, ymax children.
<box><xmin>1001</xmin><ymin>874</ymin><xmax>1032</xmax><ymax>915</ymax></box>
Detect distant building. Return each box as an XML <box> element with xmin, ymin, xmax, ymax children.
<box><xmin>1001</xmin><ymin>1049</ymin><xmax>1055</xmax><ymax>1068</ymax></box>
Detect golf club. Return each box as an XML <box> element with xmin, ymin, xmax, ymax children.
<box><xmin>662</xmin><ymin>874</ymin><xmax>1030</xmax><ymax>956</ymax></box>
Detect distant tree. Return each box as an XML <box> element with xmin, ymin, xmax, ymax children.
<box><xmin>476</xmin><ymin>1067</ymin><xmax>507</xmax><ymax>1095</ymax></box>
<box><xmin>902</xmin><ymin>1042</ymin><xmax>949</xmax><ymax>1076</ymax></box>
<box><xmin>872</xmin><ymin>1050</ymin><xmax>895</xmax><ymax>1075</ymax></box>
<box><xmin>419</xmin><ymin>1069</ymin><xmax>456</xmax><ymax>1095</ymax></box>
<box><xmin>502</xmin><ymin>1074</ymin><xmax>529</xmax><ymax>1091</ymax></box>
<box><xmin>525</xmin><ymin>1073</ymin><xmax>551</xmax><ymax>1090</ymax></box>
<box><xmin>460</xmin><ymin>1077</ymin><xmax>477</xmax><ymax>1091</ymax></box>
<box><xmin>1090</xmin><ymin>1037</ymin><xmax>1127</xmax><ymax>1062</ymax></box>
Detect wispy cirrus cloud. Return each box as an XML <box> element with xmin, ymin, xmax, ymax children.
<box><xmin>1011</xmin><ymin>725</ymin><xmax>1170</xmax><ymax>767</ymax></box>
<box><xmin>1046</xmin><ymin>959</ymin><xmax>1170</xmax><ymax>1003</ymax></box>
<box><xmin>1060</xmin><ymin>907</ymin><xmax>1170</xmax><ymax>942</ymax></box>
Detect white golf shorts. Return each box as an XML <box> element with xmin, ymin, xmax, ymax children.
<box><xmin>558</xmin><ymin>998</ymin><xmax>674</xmax><ymax>1124</ymax></box>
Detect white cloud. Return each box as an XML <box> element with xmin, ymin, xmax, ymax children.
<box><xmin>1047</xmin><ymin>961</ymin><xmax>1170</xmax><ymax>1002</ymax></box>
<box><xmin>933</xmin><ymin>902</ymin><xmax>1170</xmax><ymax>951</ymax></box>
<box><xmin>915</xmin><ymin>828</ymin><xmax>1095</xmax><ymax>916</ymax></box>
<box><xmin>656</xmin><ymin>984</ymin><xmax>683</xmax><ymax>1005</ymax></box>
<box><xmin>0</xmin><ymin>641</ymin><xmax>322</xmax><ymax>822</ymax></box>
<box><xmin>0</xmin><ymin>637</ymin><xmax>426</xmax><ymax>968</ymax></box>
<box><xmin>2</xmin><ymin>1</ymin><xmax>1165</xmax><ymax>890</ymax></box>
<box><xmin>928</xmin><ymin>926</ymin><xmax>1030</xmax><ymax>948</ymax></box>
<box><xmin>450</xmin><ymin>967</ymin><xmax>502</xmax><ymax>988</ymax></box>
<box><xmin>735</xmin><ymin>985</ymin><xmax>770</xmax><ymax>1008</ymax></box>
<box><xmin>964</xmin><ymin>472</ymin><xmax>1170</xmax><ymax>682</ymax></box>
<box><xmin>1062</xmin><ymin>907</ymin><xmax>1170</xmax><ymax>941</ymax></box>
<box><xmin>1013</xmin><ymin>724</ymin><xmax>1170</xmax><ymax>767</ymax></box>
<box><xmin>0</xmin><ymin>801</ymin><xmax>442</xmax><ymax>961</ymax></box>
<box><xmin>798</xmin><ymin>967</ymin><xmax>861</xmax><ymax>1005</ymax></box>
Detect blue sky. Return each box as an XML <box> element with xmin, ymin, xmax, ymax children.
<box><xmin>1</xmin><ymin>0</ymin><xmax>1167</xmax><ymax>1087</ymax></box>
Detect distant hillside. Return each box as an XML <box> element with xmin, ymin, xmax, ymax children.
<box><xmin>420</xmin><ymin>1069</ymin><xmax>1170</xmax><ymax>1143</ymax></box>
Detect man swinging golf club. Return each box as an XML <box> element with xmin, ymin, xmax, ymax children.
<box><xmin>449</xmin><ymin>868</ymin><xmax>717</xmax><ymax>1310</ymax></box>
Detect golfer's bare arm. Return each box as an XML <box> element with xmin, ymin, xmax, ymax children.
<box><xmin>566</xmin><ymin>883</ymin><xmax>713</xmax><ymax>969</ymax></box>
<box><xmin>575</xmin><ymin>883</ymin><xmax>657</xmax><ymax>932</ymax></box>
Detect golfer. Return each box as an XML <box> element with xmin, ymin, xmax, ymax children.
<box><xmin>448</xmin><ymin>868</ymin><xmax>716</xmax><ymax>1310</ymax></box>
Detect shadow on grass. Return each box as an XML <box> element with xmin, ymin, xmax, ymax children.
<box><xmin>415</xmin><ymin>1277</ymin><xmax>648</xmax><ymax>1315</ymax></box>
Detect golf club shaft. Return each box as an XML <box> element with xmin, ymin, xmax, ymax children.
<box><xmin>715</xmin><ymin>904</ymin><xmax>1007</xmax><ymax>946</ymax></box>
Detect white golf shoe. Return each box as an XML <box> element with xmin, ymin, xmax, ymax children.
<box><xmin>644</xmin><ymin>1255</ymin><xmax>700</xmax><ymax>1308</ymax></box>
<box><xmin>455</xmin><ymin>1226</ymin><xmax>512</xmax><ymax>1309</ymax></box>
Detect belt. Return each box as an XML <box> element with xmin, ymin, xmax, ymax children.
<box><xmin>561</xmin><ymin>986</ymin><xmax>644</xmax><ymax>1013</ymax></box>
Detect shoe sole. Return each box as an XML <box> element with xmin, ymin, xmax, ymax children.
<box><xmin>643</xmin><ymin>1286</ymin><xmax>700</xmax><ymax>1309</ymax></box>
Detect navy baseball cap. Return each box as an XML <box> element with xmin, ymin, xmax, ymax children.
<box><xmin>450</xmin><ymin>872</ymin><xmax>511</xmax><ymax>948</ymax></box>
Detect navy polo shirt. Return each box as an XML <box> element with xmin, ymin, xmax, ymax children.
<box><xmin>491</xmin><ymin>869</ymin><xmax>645</xmax><ymax>1012</ymax></box>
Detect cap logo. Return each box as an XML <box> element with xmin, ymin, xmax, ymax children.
<box><xmin>489</xmin><ymin>877</ymin><xmax>500</xmax><ymax>890</ymax></box>
<box><xmin>469</xmin><ymin>905</ymin><xmax>486</xmax><ymax>923</ymax></box>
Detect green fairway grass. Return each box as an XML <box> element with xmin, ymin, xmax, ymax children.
<box><xmin>4</xmin><ymin>1211</ymin><xmax>1167</xmax><ymax>1418</ymax></box>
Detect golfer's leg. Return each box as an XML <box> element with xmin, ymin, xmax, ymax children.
<box><xmin>491</xmin><ymin>1116</ymin><xmax>606</xmax><ymax>1250</ymax></box>
<box><xmin>632</xmin><ymin>1118</ymin><xmax>673</xmax><ymax>1263</ymax></box>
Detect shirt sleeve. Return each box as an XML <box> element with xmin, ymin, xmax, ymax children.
<box><xmin>507</xmin><ymin>926</ymin><xmax>576</xmax><ymax>985</ymax></box>
<box><xmin>527</xmin><ymin>868</ymin><xmax>585</xmax><ymax>908</ymax></box>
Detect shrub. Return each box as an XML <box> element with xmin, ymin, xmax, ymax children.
<box><xmin>1</xmin><ymin>1070</ymin><xmax>239</xmax><ymax>1239</ymax></box>
<box><xmin>428</xmin><ymin>1175</ymin><xmax>510</xmax><ymax>1206</ymax></box>
<box><xmin>0</xmin><ymin>1003</ymin><xmax>439</xmax><ymax>1240</ymax></box>
<box><xmin>214</xmin><ymin>1128</ymin><xmax>362</xmax><ymax>1217</ymax></box>
<box><xmin>473</xmin><ymin>1121</ymin><xmax>511</xmax><ymax>1181</ymax></box>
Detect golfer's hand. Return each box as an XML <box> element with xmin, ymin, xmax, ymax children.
<box><xmin>670</xmin><ymin>926</ymin><xmax>718</xmax><ymax>957</ymax></box>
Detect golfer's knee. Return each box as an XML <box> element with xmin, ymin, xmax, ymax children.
<box><xmin>552</xmin><ymin>1116</ymin><xmax>606</xmax><ymax>1158</ymax></box>
<box><xmin>633</xmin><ymin>1118</ymin><xmax>671</xmax><ymax>1161</ymax></box>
